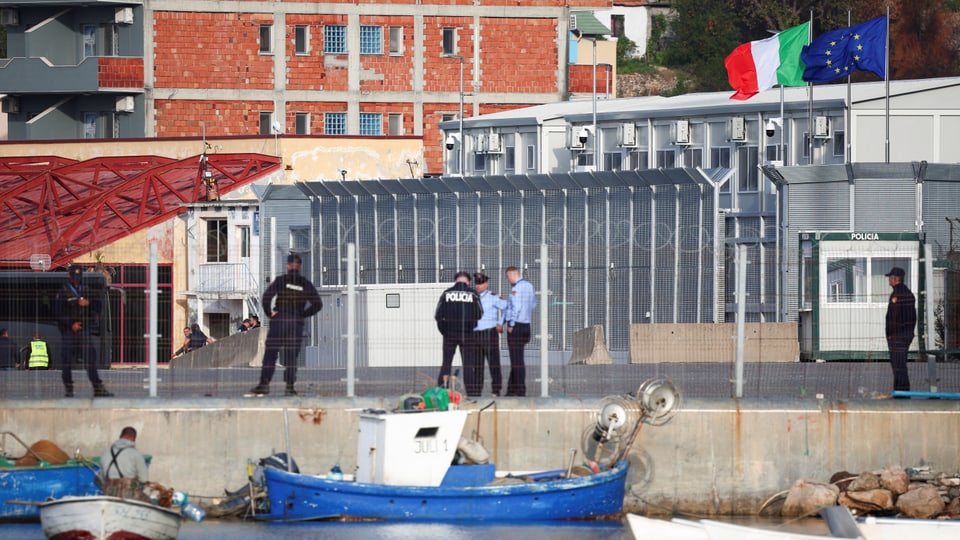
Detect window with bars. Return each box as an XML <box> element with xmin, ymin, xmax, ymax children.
<box><xmin>295</xmin><ymin>112</ymin><xmax>310</xmax><ymax>135</ymax></box>
<box><xmin>325</xmin><ymin>25</ymin><xmax>346</xmax><ymax>54</ymax></box>
<box><xmin>360</xmin><ymin>112</ymin><xmax>382</xmax><ymax>135</ymax></box>
<box><xmin>289</xmin><ymin>227</ymin><xmax>310</xmax><ymax>252</ymax></box>
<box><xmin>360</xmin><ymin>26</ymin><xmax>383</xmax><ymax>55</ymax></box>
<box><xmin>295</xmin><ymin>25</ymin><xmax>309</xmax><ymax>55</ymax></box>
<box><xmin>325</xmin><ymin>112</ymin><xmax>346</xmax><ymax>135</ymax></box>
<box><xmin>259</xmin><ymin>24</ymin><xmax>272</xmax><ymax>53</ymax></box>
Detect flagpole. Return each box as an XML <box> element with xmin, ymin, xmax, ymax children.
<box><xmin>807</xmin><ymin>9</ymin><xmax>814</xmax><ymax>165</ymax></box>
<box><xmin>846</xmin><ymin>9</ymin><xmax>852</xmax><ymax>163</ymax></box>
<box><xmin>779</xmin><ymin>85</ymin><xmax>785</xmax><ymax>163</ymax></box>
<box><xmin>884</xmin><ymin>4</ymin><xmax>891</xmax><ymax>163</ymax></box>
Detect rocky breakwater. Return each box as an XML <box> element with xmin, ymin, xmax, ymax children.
<box><xmin>780</xmin><ymin>465</ymin><xmax>960</xmax><ymax>519</ymax></box>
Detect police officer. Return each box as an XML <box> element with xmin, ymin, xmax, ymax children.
<box><xmin>434</xmin><ymin>271</ymin><xmax>483</xmax><ymax>391</ymax></box>
<box><xmin>0</xmin><ymin>328</ymin><xmax>18</xmax><ymax>370</ymax></box>
<box><xmin>27</xmin><ymin>334</ymin><xmax>49</xmax><ymax>370</ymax></box>
<box><xmin>250</xmin><ymin>254</ymin><xmax>322</xmax><ymax>397</ymax></box>
<box><xmin>885</xmin><ymin>266</ymin><xmax>916</xmax><ymax>394</ymax></box>
<box><xmin>504</xmin><ymin>266</ymin><xmax>536</xmax><ymax>397</ymax></box>
<box><xmin>471</xmin><ymin>273</ymin><xmax>508</xmax><ymax>397</ymax></box>
<box><xmin>55</xmin><ymin>267</ymin><xmax>112</xmax><ymax>397</ymax></box>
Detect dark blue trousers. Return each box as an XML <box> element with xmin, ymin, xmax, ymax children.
<box><xmin>259</xmin><ymin>314</ymin><xmax>305</xmax><ymax>385</ymax></box>
<box><xmin>61</xmin><ymin>329</ymin><xmax>102</xmax><ymax>386</ymax></box>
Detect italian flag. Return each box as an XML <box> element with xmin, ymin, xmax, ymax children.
<box><xmin>724</xmin><ymin>22</ymin><xmax>809</xmax><ymax>100</ymax></box>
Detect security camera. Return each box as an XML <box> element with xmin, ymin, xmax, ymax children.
<box><xmin>445</xmin><ymin>134</ymin><xmax>456</xmax><ymax>151</ymax></box>
<box><xmin>765</xmin><ymin>120</ymin><xmax>776</xmax><ymax>138</ymax></box>
<box><xmin>578</xmin><ymin>127</ymin><xmax>590</xmax><ymax>145</ymax></box>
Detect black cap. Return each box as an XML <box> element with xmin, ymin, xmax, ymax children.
<box><xmin>287</xmin><ymin>253</ymin><xmax>302</xmax><ymax>264</ymax></box>
<box><xmin>473</xmin><ymin>272</ymin><xmax>489</xmax><ymax>284</ymax></box>
<box><xmin>885</xmin><ymin>267</ymin><xmax>905</xmax><ymax>278</ymax></box>
<box><xmin>68</xmin><ymin>266</ymin><xmax>82</xmax><ymax>279</ymax></box>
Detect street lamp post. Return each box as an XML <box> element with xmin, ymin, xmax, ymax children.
<box><xmin>445</xmin><ymin>54</ymin><xmax>465</xmax><ymax>176</ymax></box>
<box><xmin>572</xmin><ymin>30</ymin><xmax>598</xmax><ymax>170</ymax></box>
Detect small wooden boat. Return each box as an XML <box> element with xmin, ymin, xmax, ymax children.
<box><xmin>0</xmin><ymin>432</ymin><xmax>100</xmax><ymax>521</ymax></box>
<box><xmin>258</xmin><ymin>380</ymin><xmax>682</xmax><ymax>522</ymax></box>
<box><xmin>40</xmin><ymin>495</ymin><xmax>182</xmax><ymax>540</ymax></box>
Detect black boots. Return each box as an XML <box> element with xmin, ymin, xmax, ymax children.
<box><xmin>93</xmin><ymin>384</ymin><xmax>113</xmax><ymax>397</ymax></box>
<box><xmin>284</xmin><ymin>383</ymin><xmax>298</xmax><ymax>397</ymax></box>
<box><xmin>64</xmin><ymin>384</ymin><xmax>74</xmax><ymax>398</ymax></box>
<box><xmin>249</xmin><ymin>383</ymin><xmax>269</xmax><ymax>396</ymax></box>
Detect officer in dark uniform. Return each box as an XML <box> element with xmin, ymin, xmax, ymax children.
<box><xmin>434</xmin><ymin>271</ymin><xmax>483</xmax><ymax>390</ymax></box>
<box><xmin>250</xmin><ymin>254</ymin><xmax>322</xmax><ymax>396</ymax></box>
<box><xmin>885</xmin><ymin>266</ymin><xmax>916</xmax><ymax>394</ymax></box>
<box><xmin>55</xmin><ymin>266</ymin><xmax>112</xmax><ymax>397</ymax></box>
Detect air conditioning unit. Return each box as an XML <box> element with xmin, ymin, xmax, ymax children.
<box><xmin>486</xmin><ymin>132</ymin><xmax>502</xmax><ymax>154</ymax></box>
<box><xmin>728</xmin><ymin>116</ymin><xmax>746</xmax><ymax>141</ymax></box>
<box><xmin>115</xmin><ymin>7</ymin><xmax>134</xmax><ymax>25</ymax></box>
<box><xmin>814</xmin><ymin>116</ymin><xmax>830</xmax><ymax>138</ymax></box>
<box><xmin>618</xmin><ymin>123</ymin><xmax>637</xmax><ymax>147</ymax></box>
<box><xmin>570</xmin><ymin>14</ymin><xmax>577</xmax><ymax>31</ymax></box>
<box><xmin>0</xmin><ymin>8</ymin><xmax>19</xmax><ymax>26</ymax></box>
<box><xmin>115</xmin><ymin>96</ymin><xmax>135</xmax><ymax>113</ymax></box>
<box><xmin>1</xmin><ymin>96</ymin><xmax>20</xmax><ymax>114</ymax></box>
<box><xmin>475</xmin><ymin>133</ymin><xmax>487</xmax><ymax>153</ymax></box>
<box><xmin>567</xmin><ymin>126</ymin><xmax>586</xmax><ymax>150</ymax></box>
<box><xmin>672</xmin><ymin>119</ymin><xmax>690</xmax><ymax>145</ymax></box>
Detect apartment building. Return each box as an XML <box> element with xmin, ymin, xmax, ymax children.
<box><xmin>0</xmin><ymin>0</ymin><xmax>611</xmax><ymax>174</ymax></box>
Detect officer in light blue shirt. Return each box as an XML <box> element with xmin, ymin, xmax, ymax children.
<box><xmin>504</xmin><ymin>266</ymin><xmax>536</xmax><ymax>396</ymax></box>
<box><xmin>471</xmin><ymin>272</ymin><xmax>509</xmax><ymax>396</ymax></box>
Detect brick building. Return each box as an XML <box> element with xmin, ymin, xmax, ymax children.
<box><xmin>0</xmin><ymin>0</ymin><xmax>611</xmax><ymax>174</ymax></box>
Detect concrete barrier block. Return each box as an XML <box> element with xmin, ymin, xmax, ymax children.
<box><xmin>170</xmin><ymin>327</ymin><xmax>266</xmax><ymax>369</ymax></box>
<box><xmin>568</xmin><ymin>325</ymin><xmax>613</xmax><ymax>365</ymax></box>
<box><xmin>630</xmin><ymin>322</ymin><xmax>799</xmax><ymax>363</ymax></box>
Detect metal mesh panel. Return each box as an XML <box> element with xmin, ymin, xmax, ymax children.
<box><xmin>632</xmin><ymin>188</ymin><xmax>652</xmax><ymax>325</ymax></box>
<box><xmin>415</xmin><ymin>193</ymin><xmax>436</xmax><ymax>283</ymax></box>
<box><xmin>478</xmin><ymin>192</ymin><xmax>502</xmax><ymax>284</ymax></box>
<box><xmin>320</xmin><ymin>197</ymin><xmax>340</xmax><ymax>285</ymax></box>
<box><xmin>608</xmin><ymin>187</ymin><xmax>631</xmax><ymax>349</ymax></box>
<box><xmin>356</xmin><ymin>195</ymin><xmax>377</xmax><ymax>284</ymax></box>
<box><xmin>653</xmin><ymin>185</ymin><xmax>676</xmax><ymax>323</ymax></box>
<box><xmin>677</xmin><ymin>184</ymin><xmax>700</xmax><ymax>323</ymax></box>
<box><xmin>565</xmin><ymin>189</ymin><xmax>586</xmax><ymax>330</ymax></box>
<box><xmin>458</xmin><ymin>192</ymin><xmax>478</xmax><ymax>273</ymax></box>
<box><xmin>922</xmin><ymin>181</ymin><xmax>960</xmax><ymax>258</ymax></box>
<box><xmin>700</xmin><ymin>189</ymin><xmax>716</xmax><ymax>322</ymax></box>
<box><xmin>338</xmin><ymin>197</ymin><xmax>357</xmax><ymax>284</ymax></box>
<box><xmin>376</xmin><ymin>194</ymin><xmax>397</xmax><ymax>283</ymax></box>
<box><xmin>522</xmin><ymin>191</ymin><xmax>544</xmax><ymax>263</ymax></box>
<box><xmin>855</xmin><ymin>178</ymin><xmax>916</xmax><ymax>231</ymax></box>
<box><xmin>544</xmin><ymin>190</ymin><xmax>567</xmax><ymax>348</ymax></box>
<box><xmin>395</xmin><ymin>194</ymin><xmax>416</xmax><ymax>284</ymax></box>
<box><xmin>586</xmin><ymin>187</ymin><xmax>607</xmax><ymax>328</ymax></box>
<box><xmin>502</xmin><ymin>191</ymin><xmax>522</xmax><ymax>273</ymax></box>
<box><xmin>437</xmin><ymin>193</ymin><xmax>458</xmax><ymax>282</ymax></box>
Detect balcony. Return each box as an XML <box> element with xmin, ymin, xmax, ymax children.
<box><xmin>192</xmin><ymin>263</ymin><xmax>259</xmax><ymax>297</ymax></box>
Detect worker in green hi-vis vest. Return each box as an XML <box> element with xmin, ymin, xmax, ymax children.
<box><xmin>28</xmin><ymin>334</ymin><xmax>49</xmax><ymax>370</ymax></box>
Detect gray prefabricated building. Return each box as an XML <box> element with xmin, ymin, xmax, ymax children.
<box><xmin>766</xmin><ymin>162</ymin><xmax>960</xmax><ymax>359</ymax></box>
<box><xmin>258</xmin><ymin>170</ymin><xmax>723</xmax><ymax>360</ymax></box>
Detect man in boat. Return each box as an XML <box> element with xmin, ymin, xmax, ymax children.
<box><xmin>434</xmin><ymin>271</ymin><xmax>483</xmax><ymax>391</ymax></box>
<box><xmin>249</xmin><ymin>253</ymin><xmax>323</xmax><ymax>397</ymax></box>
<box><xmin>98</xmin><ymin>426</ymin><xmax>149</xmax><ymax>498</ymax></box>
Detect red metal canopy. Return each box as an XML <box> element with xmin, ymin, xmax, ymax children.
<box><xmin>0</xmin><ymin>153</ymin><xmax>281</xmax><ymax>268</ymax></box>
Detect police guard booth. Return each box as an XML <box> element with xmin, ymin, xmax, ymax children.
<box><xmin>799</xmin><ymin>232</ymin><xmax>925</xmax><ymax>361</ymax></box>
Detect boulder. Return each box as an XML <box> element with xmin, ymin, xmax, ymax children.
<box><xmin>839</xmin><ymin>489</ymin><xmax>894</xmax><ymax>513</ymax></box>
<box><xmin>830</xmin><ymin>470</ymin><xmax>857</xmax><ymax>492</ymax></box>
<box><xmin>880</xmin><ymin>465</ymin><xmax>909</xmax><ymax>495</ymax></box>
<box><xmin>848</xmin><ymin>471</ymin><xmax>881</xmax><ymax>492</ymax></box>
<box><xmin>946</xmin><ymin>496</ymin><xmax>960</xmax><ymax>518</ymax></box>
<box><xmin>782</xmin><ymin>479</ymin><xmax>839</xmax><ymax>517</ymax></box>
<box><xmin>895</xmin><ymin>485</ymin><xmax>945</xmax><ymax>518</ymax></box>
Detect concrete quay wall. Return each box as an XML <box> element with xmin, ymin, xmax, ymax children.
<box><xmin>2</xmin><ymin>398</ymin><xmax>958</xmax><ymax>515</ymax></box>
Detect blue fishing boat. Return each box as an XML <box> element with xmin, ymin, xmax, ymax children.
<box><xmin>0</xmin><ymin>433</ymin><xmax>101</xmax><ymax>521</ymax></box>
<box><xmin>256</xmin><ymin>379</ymin><xmax>681</xmax><ymax>522</ymax></box>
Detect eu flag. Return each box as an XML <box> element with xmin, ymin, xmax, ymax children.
<box><xmin>801</xmin><ymin>16</ymin><xmax>887</xmax><ymax>83</ymax></box>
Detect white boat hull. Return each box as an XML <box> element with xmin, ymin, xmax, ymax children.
<box><xmin>40</xmin><ymin>495</ymin><xmax>182</xmax><ymax>540</ymax></box>
<box><xmin>857</xmin><ymin>516</ymin><xmax>960</xmax><ymax>540</ymax></box>
<box><xmin>626</xmin><ymin>513</ymin><xmax>857</xmax><ymax>540</ymax></box>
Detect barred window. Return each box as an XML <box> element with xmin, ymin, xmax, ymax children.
<box><xmin>360</xmin><ymin>26</ymin><xmax>382</xmax><ymax>55</ymax></box>
<box><xmin>325</xmin><ymin>112</ymin><xmax>346</xmax><ymax>135</ymax></box>
<box><xmin>324</xmin><ymin>25</ymin><xmax>346</xmax><ymax>54</ymax></box>
<box><xmin>360</xmin><ymin>112</ymin><xmax>382</xmax><ymax>135</ymax></box>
